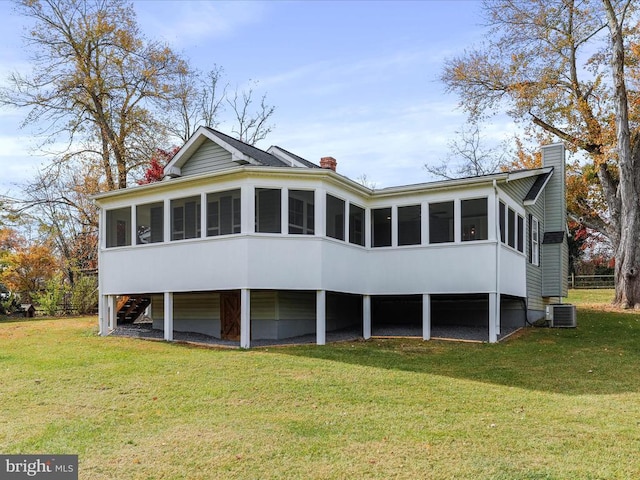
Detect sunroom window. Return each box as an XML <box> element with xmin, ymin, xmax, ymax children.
<box><xmin>429</xmin><ymin>201</ymin><xmax>454</xmax><ymax>244</ymax></box>
<box><xmin>255</xmin><ymin>188</ymin><xmax>281</xmax><ymax>233</ymax></box>
<box><xmin>372</xmin><ymin>207</ymin><xmax>392</xmax><ymax>247</ymax></box>
<box><xmin>349</xmin><ymin>204</ymin><xmax>365</xmax><ymax>246</ymax></box>
<box><xmin>461</xmin><ymin>198</ymin><xmax>487</xmax><ymax>241</ymax></box>
<box><xmin>499</xmin><ymin>201</ymin><xmax>506</xmax><ymax>243</ymax></box>
<box><xmin>136</xmin><ymin>202</ymin><xmax>163</xmax><ymax>244</ymax></box>
<box><xmin>171</xmin><ymin>196</ymin><xmax>201</xmax><ymax>240</ymax></box>
<box><xmin>517</xmin><ymin>215</ymin><xmax>524</xmax><ymax>253</ymax></box>
<box><xmin>207</xmin><ymin>189</ymin><xmax>241</xmax><ymax>236</ymax></box>
<box><xmin>326</xmin><ymin>194</ymin><xmax>345</xmax><ymax>240</ymax></box>
<box><xmin>289</xmin><ymin>190</ymin><xmax>315</xmax><ymax>235</ymax></box>
<box><xmin>106</xmin><ymin>207</ymin><xmax>131</xmax><ymax>248</ymax></box>
<box><xmin>507</xmin><ymin>207</ymin><xmax>516</xmax><ymax>248</ymax></box>
<box><xmin>398</xmin><ymin>204</ymin><xmax>421</xmax><ymax>246</ymax></box>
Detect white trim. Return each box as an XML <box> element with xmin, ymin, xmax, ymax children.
<box><xmin>422</xmin><ymin>294</ymin><xmax>431</xmax><ymax>340</ymax></box>
<box><xmin>240</xmin><ymin>289</ymin><xmax>251</xmax><ymax>349</ymax></box>
<box><xmin>316</xmin><ymin>290</ymin><xmax>326</xmax><ymax>345</ymax></box>
<box><xmin>163</xmin><ymin>292</ymin><xmax>173</xmax><ymax>341</ymax></box>
<box><xmin>363</xmin><ymin>295</ymin><xmax>371</xmax><ymax>339</ymax></box>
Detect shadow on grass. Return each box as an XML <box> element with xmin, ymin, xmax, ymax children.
<box><xmin>281</xmin><ymin>307</ymin><xmax>640</xmax><ymax>396</ymax></box>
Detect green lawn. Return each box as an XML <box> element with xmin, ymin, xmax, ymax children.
<box><xmin>1</xmin><ymin>290</ymin><xmax>639</xmax><ymax>479</ymax></box>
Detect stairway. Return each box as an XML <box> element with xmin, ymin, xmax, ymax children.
<box><xmin>116</xmin><ymin>295</ymin><xmax>151</xmax><ymax>324</ymax></box>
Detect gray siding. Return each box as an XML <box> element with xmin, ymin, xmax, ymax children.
<box><xmin>498</xmin><ymin>179</ymin><xmax>545</xmax><ymax>312</ymax></box>
<box><xmin>152</xmin><ymin>292</ymin><xmax>221</xmax><ymax>337</ymax></box>
<box><xmin>541</xmin><ymin>144</ymin><xmax>568</xmax><ymax>298</ymax></box>
<box><xmin>250</xmin><ymin>290</ymin><xmax>316</xmax><ymax>340</ymax></box>
<box><xmin>181</xmin><ymin>140</ymin><xmax>236</xmax><ymax>176</ymax></box>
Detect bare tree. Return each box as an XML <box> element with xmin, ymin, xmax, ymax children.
<box><xmin>425</xmin><ymin>124</ymin><xmax>507</xmax><ymax>180</ymax></box>
<box><xmin>228</xmin><ymin>82</ymin><xmax>276</xmax><ymax>145</ymax></box>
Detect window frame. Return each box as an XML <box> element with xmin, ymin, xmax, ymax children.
<box><xmin>207</xmin><ymin>189</ymin><xmax>241</xmax><ymax>237</ymax></box>
<box><xmin>105</xmin><ymin>206</ymin><xmax>132</xmax><ymax>248</ymax></box>
<box><xmin>531</xmin><ymin>216</ymin><xmax>540</xmax><ymax>266</ymax></box>
<box><xmin>397</xmin><ymin>204</ymin><xmax>421</xmax><ymax>246</ymax></box>
<box><xmin>136</xmin><ymin>202</ymin><xmax>164</xmax><ymax>245</ymax></box>
<box><xmin>288</xmin><ymin>189</ymin><xmax>315</xmax><ymax>235</ymax></box>
<box><xmin>171</xmin><ymin>196</ymin><xmax>201</xmax><ymax>241</ymax></box>
<box><xmin>460</xmin><ymin>197</ymin><xmax>488</xmax><ymax>242</ymax></box>
<box><xmin>428</xmin><ymin>201</ymin><xmax>455</xmax><ymax>244</ymax></box>
<box><xmin>326</xmin><ymin>194</ymin><xmax>345</xmax><ymax>241</ymax></box>
<box><xmin>348</xmin><ymin>203</ymin><xmax>366</xmax><ymax>246</ymax></box>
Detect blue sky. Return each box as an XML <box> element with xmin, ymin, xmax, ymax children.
<box><xmin>0</xmin><ymin>0</ymin><xmax>512</xmax><ymax>195</ymax></box>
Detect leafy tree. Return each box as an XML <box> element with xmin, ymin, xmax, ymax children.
<box><xmin>1</xmin><ymin>242</ymin><xmax>58</xmax><ymax>302</ymax></box>
<box><xmin>138</xmin><ymin>146</ymin><xmax>180</xmax><ymax>185</ymax></box>
<box><xmin>32</xmin><ymin>274</ymin><xmax>66</xmax><ymax>316</ymax></box>
<box><xmin>442</xmin><ymin>0</ymin><xmax>640</xmax><ymax>307</ymax></box>
<box><xmin>70</xmin><ymin>274</ymin><xmax>98</xmax><ymax>314</ymax></box>
<box><xmin>1</xmin><ymin>0</ymin><xmax>189</xmax><ymax>190</ymax></box>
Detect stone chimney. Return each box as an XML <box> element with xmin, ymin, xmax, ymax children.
<box><xmin>320</xmin><ymin>156</ymin><xmax>337</xmax><ymax>171</ymax></box>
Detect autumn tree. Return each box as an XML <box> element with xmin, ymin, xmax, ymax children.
<box><xmin>138</xmin><ymin>146</ymin><xmax>180</xmax><ymax>185</ymax></box>
<box><xmin>1</xmin><ymin>0</ymin><xmax>189</xmax><ymax>190</ymax></box>
<box><xmin>1</xmin><ymin>240</ymin><xmax>58</xmax><ymax>302</ymax></box>
<box><xmin>442</xmin><ymin>0</ymin><xmax>640</xmax><ymax>307</ymax></box>
<box><xmin>19</xmin><ymin>161</ymin><xmax>100</xmax><ymax>286</ymax></box>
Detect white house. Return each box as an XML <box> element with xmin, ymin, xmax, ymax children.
<box><xmin>93</xmin><ymin>127</ymin><xmax>569</xmax><ymax>347</ymax></box>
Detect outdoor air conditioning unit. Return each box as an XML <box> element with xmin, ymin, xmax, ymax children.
<box><xmin>545</xmin><ymin>304</ymin><xmax>577</xmax><ymax>328</ymax></box>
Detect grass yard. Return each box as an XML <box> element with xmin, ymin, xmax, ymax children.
<box><xmin>1</xmin><ymin>289</ymin><xmax>639</xmax><ymax>479</ymax></box>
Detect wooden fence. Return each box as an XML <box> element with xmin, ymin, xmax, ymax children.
<box><xmin>568</xmin><ymin>274</ymin><xmax>615</xmax><ymax>289</ymax></box>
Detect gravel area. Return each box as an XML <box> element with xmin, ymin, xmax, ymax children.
<box><xmin>111</xmin><ymin>321</ymin><xmax>521</xmax><ymax>347</ymax></box>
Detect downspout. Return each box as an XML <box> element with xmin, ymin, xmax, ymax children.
<box><xmin>493</xmin><ymin>179</ymin><xmax>500</xmax><ymax>339</ymax></box>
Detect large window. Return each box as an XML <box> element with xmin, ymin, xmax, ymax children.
<box><xmin>372</xmin><ymin>207</ymin><xmax>392</xmax><ymax>247</ymax></box>
<box><xmin>429</xmin><ymin>201</ymin><xmax>454</xmax><ymax>244</ymax></box>
<box><xmin>106</xmin><ymin>207</ymin><xmax>131</xmax><ymax>248</ymax></box>
<box><xmin>326</xmin><ymin>194</ymin><xmax>345</xmax><ymax>240</ymax></box>
<box><xmin>349</xmin><ymin>204</ymin><xmax>365</xmax><ymax>246</ymax></box>
<box><xmin>289</xmin><ymin>190</ymin><xmax>315</xmax><ymax>235</ymax></box>
<box><xmin>255</xmin><ymin>188</ymin><xmax>281</xmax><ymax>233</ymax></box>
<box><xmin>171</xmin><ymin>196</ymin><xmax>201</xmax><ymax>240</ymax></box>
<box><xmin>136</xmin><ymin>202</ymin><xmax>163</xmax><ymax>244</ymax></box>
<box><xmin>398</xmin><ymin>205</ymin><xmax>421</xmax><ymax>246</ymax></box>
<box><xmin>461</xmin><ymin>198</ymin><xmax>487</xmax><ymax>242</ymax></box>
<box><xmin>207</xmin><ymin>190</ymin><xmax>241</xmax><ymax>236</ymax></box>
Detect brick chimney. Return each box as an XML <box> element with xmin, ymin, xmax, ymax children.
<box><xmin>320</xmin><ymin>156</ymin><xmax>337</xmax><ymax>171</ymax></box>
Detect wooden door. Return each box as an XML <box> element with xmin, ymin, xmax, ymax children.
<box><xmin>221</xmin><ymin>291</ymin><xmax>241</xmax><ymax>341</ymax></box>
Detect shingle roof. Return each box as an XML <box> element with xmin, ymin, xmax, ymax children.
<box><xmin>270</xmin><ymin>145</ymin><xmax>320</xmax><ymax>168</ymax></box>
<box><xmin>203</xmin><ymin>127</ymin><xmax>290</xmax><ymax>167</ymax></box>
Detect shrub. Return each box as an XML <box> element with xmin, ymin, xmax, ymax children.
<box><xmin>71</xmin><ymin>275</ymin><xmax>98</xmax><ymax>314</ymax></box>
<box><xmin>33</xmin><ymin>275</ymin><xmax>66</xmax><ymax>316</ymax></box>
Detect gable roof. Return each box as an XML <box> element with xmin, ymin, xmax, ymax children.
<box><xmin>163</xmin><ymin>126</ymin><xmax>296</xmax><ymax>177</ymax></box>
<box><xmin>267</xmin><ymin>145</ymin><xmax>321</xmax><ymax>168</ymax></box>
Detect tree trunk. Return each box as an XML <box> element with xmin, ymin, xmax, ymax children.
<box><xmin>603</xmin><ymin>0</ymin><xmax>640</xmax><ymax>308</ymax></box>
<box><xmin>613</xmin><ymin>140</ymin><xmax>640</xmax><ymax>308</ymax></box>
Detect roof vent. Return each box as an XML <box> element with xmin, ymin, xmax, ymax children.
<box><xmin>320</xmin><ymin>156</ymin><xmax>337</xmax><ymax>171</ymax></box>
